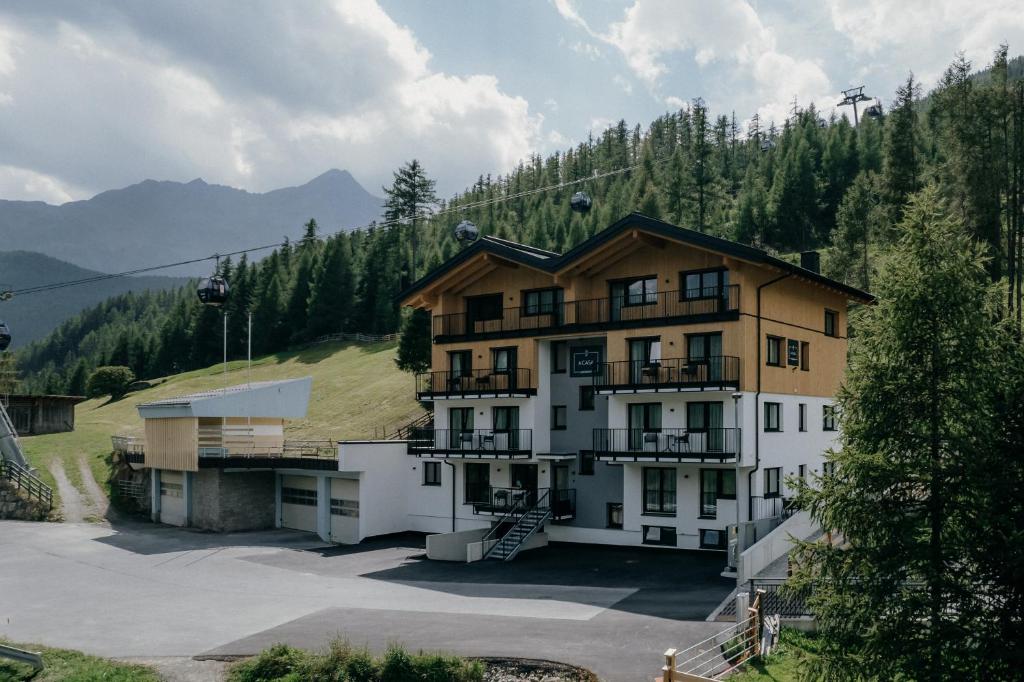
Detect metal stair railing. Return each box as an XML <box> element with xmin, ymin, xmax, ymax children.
<box><xmin>484</xmin><ymin>489</ymin><xmax>552</xmax><ymax>562</ymax></box>
<box><xmin>479</xmin><ymin>493</ymin><xmax>531</xmax><ymax>556</ymax></box>
<box><xmin>0</xmin><ymin>399</ymin><xmax>29</xmax><ymax>468</ymax></box>
<box><xmin>0</xmin><ymin>457</ymin><xmax>53</xmax><ymax>510</ymax></box>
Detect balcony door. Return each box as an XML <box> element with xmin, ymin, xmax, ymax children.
<box><xmin>628</xmin><ymin>337</ymin><xmax>661</xmax><ymax>384</ymax></box>
<box><xmin>465</xmin><ymin>462</ymin><xmax>489</xmax><ymax>504</ymax></box>
<box><xmin>628</xmin><ymin>402</ymin><xmax>662</xmax><ymax>450</ymax></box>
<box><xmin>610</xmin><ymin>276</ymin><xmax>657</xmax><ymax>322</ymax></box>
<box><xmin>492</xmin><ymin>406</ymin><xmax>519</xmax><ymax>450</ymax></box>
<box><xmin>449</xmin><ymin>407</ymin><xmax>473</xmax><ymax>449</ymax></box>
<box><xmin>510</xmin><ymin>462</ymin><xmax>538</xmax><ymax>506</ymax></box>
<box><xmin>687</xmin><ymin>332</ymin><xmax>723</xmax><ymax>381</ymax></box>
<box><xmin>687</xmin><ymin>401</ymin><xmax>724</xmax><ymax>451</ymax></box>
<box><xmin>466</xmin><ymin>293</ymin><xmax>503</xmax><ymax>332</ymax></box>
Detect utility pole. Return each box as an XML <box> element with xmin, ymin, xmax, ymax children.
<box><xmin>838</xmin><ymin>86</ymin><xmax>871</xmax><ymax>127</ymax></box>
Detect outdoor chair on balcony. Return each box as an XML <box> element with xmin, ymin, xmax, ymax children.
<box><xmin>475</xmin><ymin>374</ymin><xmax>491</xmax><ymax>388</ymax></box>
<box><xmin>493</xmin><ymin>489</ymin><xmax>510</xmax><ymax>509</ymax></box>
<box><xmin>665</xmin><ymin>433</ymin><xmax>690</xmax><ymax>453</ymax></box>
<box><xmin>641</xmin><ymin>363</ymin><xmax>661</xmax><ymax>379</ymax></box>
<box><xmin>448</xmin><ymin>377</ymin><xmax>463</xmax><ymax>392</ymax></box>
<box><xmin>480</xmin><ymin>433</ymin><xmax>495</xmax><ymax>450</ymax></box>
<box><xmin>459</xmin><ymin>432</ymin><xmax>474</xmax><ymax>449</ymax></box>
<box><xmin>642</xmin><ymin>432</ymin><xmax>660</xmax><ymax>452</ymax></box>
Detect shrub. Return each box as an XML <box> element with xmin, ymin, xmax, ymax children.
<box><xmin>230</xmin><ymin>643</ymin><xmax>306</xmax><ymax>682</ymax></box>
<box><xmin>86</xmin><ymin>365</ymin><xmax>136</xmax><ymax>399</ymax></box>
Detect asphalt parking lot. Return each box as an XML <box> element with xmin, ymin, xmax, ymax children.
<box><xmin>0</xmin><ymin>520</ymin><xmax>733</xmax><ymax>681</ymax></box>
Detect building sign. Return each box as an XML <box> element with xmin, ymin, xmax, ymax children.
<box><xmin>570</xmin><ymin>346</ymin><xmax>603</xmax><ymax>376</ymax></box>
<box><xmin>787</xmin><ymin>339</ymin><xmax>800</xmax><ymax>367</ymax></box>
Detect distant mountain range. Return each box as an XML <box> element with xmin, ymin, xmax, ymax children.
<box><xmin>0</xmin><ymin>169</ymin><xmax>384</xmax><ymax>276</ymax></box>
<box><xmin>0</xmin><ymin>251</ymin><xmax>189</xmax><ymax>349</ymax></box>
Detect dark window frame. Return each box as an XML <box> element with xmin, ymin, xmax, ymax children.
<box><xmin>448</xmin><ymin>349</ymin><xmax>472</xmax><ymax>376</ymax></box>
<box><xmin>465</xmin><ymin>292</ymin><xmax>504</xmax><ymax>322</ymax></box>
<box><xmin>610</xmin><ymin>274</ymin><xmax>659</xmax><ymax>308</ymax></box>
<box><xmin>766</xmin><ymin>335</ymin><xmax>783</xmax><ymax>367</ymax></box>
<box><xmin>642</xmin><ymin>525</ymin><xmax>677</xmax><ymax>546</ymax></box>
<box><xmin>579</xmin><ymin>451</ymin><xmax>596</xmax><ymax>476</ymax></box>
<box><xmin>825</xmin><ymin>309</ymin><xmax>839</xmax><ymax>337</ymax></box>
<box><xmin>699</xmin><ymin>468</ymin><xmax>736</xmax><ymax>519</ymax></box>
<box><xmin>823</xmin><ymin>405</ymin><xmax>837</xmax><ymax>431</ymax></box>
<box><xmin>551</xmin><ymin>405</ymin><xmax>567</xmax><ymax>430</ymax></box>
<box><xmin>800</xmin><ymin>341</ymin><xmax>810</xmax><ymax>372</ymax></box>
<box><xmin>521</xmin><ymin>286</ymin><xmax>563</xmax><ymax>317</ymax></box>
<box><xmin>764</xmin><ymin>402</ymin><xmax>782</xmax><ymax>432</ymax></box>
<box><xmin>464</xmin><ymin>462</ymin><xmax>489</xmax><ymax>504</ymax></box>
<box><xmin>798</xmin><ymin>403</ymin><xmax>807</xmax><ymax>432</ymax></box>
<box><xmin>606</xmin><ymin>502</ymin><xmax>624</xmax><ymax>529</ymax></box>
<box><xmin>680</xmin><ymin>267</ymin><xmax>729</xmax><ymax>301</ymax></box>
<box><xmin>491</xmin><ymin>346</ymin><xmax>517</xmax><ymax>375</ymax></box>
<box><xmin>423</xmin><ymin>461</ymin><xmax>442</xmax><ymax>486</ymax></box>
<box><xmin>764</xmin><ymin>467</ymin><xmax>782</xmax><ymax>498</ymax></box>
<box><xmin>699</xmin><ymin>528</ymin><xmax>728</xmax><ymax>550</ymax></box>
<box><xmin>579</xmin><ymin>385</ymin><xmax>596</xmax><ymax>411</ymax></box>
<box><xmin>551</xmin><ymin>341</ymin><xmax>567</xmax><ymax>373</ymax></box>
<box><xmin>642</xmin><ymin>466</ymin><xmax>676</xmax><ymax>515</ymax></box>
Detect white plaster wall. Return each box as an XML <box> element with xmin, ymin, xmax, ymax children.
<box><xmin>752</xmin><ymin>392</ymin><xmax>837</xmax><ymax>498</ymax></box>
<box><xmin>337</xmin><ymin>441</ymin><xmax>411</xmax><ymax>541</ymax></box>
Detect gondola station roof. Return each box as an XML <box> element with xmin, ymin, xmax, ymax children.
<box><xmin>136</xmin><ymin>377</ymin><xmax>312</xmax><ymax>419</ymax></box>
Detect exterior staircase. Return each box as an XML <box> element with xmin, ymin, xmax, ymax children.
<box><xmin>0</xmin><ymin>399</ymin><xmax>29</xmax><ymax>468</ymax></box>
<box><xmin>484</xmin><ymin>489</ymin><xmax>551</xmax><ymax>562</ymax></box>
<box><xmin>1</xmin><ymin>399</ymin><xmax>54</xmax><ymax>513</ymax></box>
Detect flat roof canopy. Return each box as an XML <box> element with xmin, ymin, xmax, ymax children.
<box><xmin>136</xmin><ymin>377</ymin><xmax>312</xmax><ymax>420</ymax></box>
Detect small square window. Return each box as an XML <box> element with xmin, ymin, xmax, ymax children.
<box><xmin>552</xmin><ymin>405</ymin><xmax>567</xmax><ymax>430</ymax></box>
<box><xmin>766</xmin><ymin>336</ymin><xmax>783</xmax><ymax>366</ymax></box>
<box><xmin>423</xmin><ymin>461</ymin><xmax>441</xmax><ymax>486</ymax></box>
<box><xmin>764</xmin><ymin>467</ymin><xmax>781</xmax><ymax>498</ymax></box>
<box><xmin>607</xmin><ymin>502</ymin><xmax>624</xmax><ymax>529</ymax></box>
<box><xmin>699</xmin><ymin>528</ymin><xmax>727</xmax><ymax>550</ymax></box>
<box><xmin>642</xmin><ymin>525</ymin><xmax>676</xmax><ymax>546</ymax></box>
<box><xmin>579</xmin><ymin>451</ymin><xmax>595</xmax><ymax>475</ymax></box>
<box><xmin>579</xmin><ymin>385</ymin><xmax>596</xmax><ymax>411</ymax></box>
<box><xmin>764</xmin><ymin>402</ymin><xmax>782</xmax><ymax>432</ymax></box>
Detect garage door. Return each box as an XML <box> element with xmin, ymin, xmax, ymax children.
<box><xmin>280</xmin><ymin>475</ymin><xmax>318</xmax><ymax>532</ymax></box>
<box><xmin>330</xmin><ymin>478</ymin><xmax>360</xmax><ymax>544</ymax></box>
<box><xmin>160</xmin><ymin>470</ymin><xmax>186</xmax><ymax>526</ymax></box>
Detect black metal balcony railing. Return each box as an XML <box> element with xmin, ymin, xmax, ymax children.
<box><xmin>594</xmin><ymin>356</ymin><xmax>740</xmax><ymax>391</ymax></box>
<box><xmin>593</xmin><ymin>427</ymin><xmax>739</xmax><ymax>459</ymax></box>
<box><xmin>467</xmin><ymin>485</ymin><xmax>576</xmax><ymax>520</ymax></box>
<box><xmin>433</xmin><ymin>285</ymin><xmax>740</xmax><ymax>339</ymax></box>
<box><xmin>416</xmin><ymin>368</ymin><xmax>534</xmax><ymax>398</ymax></box>
<box><xmin>407</xmin><ymin>428</ymin><xmax>533</xmax><ymax>456</ymax></box>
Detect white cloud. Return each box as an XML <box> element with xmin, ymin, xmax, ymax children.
<box><xmin>665</xmin><ymin>96</ymin><xmax>686</xmax><ymax>110</ymax></box>
<box><xmin>567</xmin><ymin>41</ymin><xmax>601</xmax><ymax>60</ymax></box>
<box><xmin>0</xmin><ymin>0</ymin><xmax>542</xmax><ymax>202</ymax></box>
<box><xmin>612</xmin><ymin>74</ymin><xmax>633</xmax><ymax>95</ymax></box>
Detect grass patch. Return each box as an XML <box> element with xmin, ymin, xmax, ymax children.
<box><xmin>19</xmin><ymin>340</ymin><xmax>422</xmax><ymax>516</ymax></box>
<box><xmin>0</xmin><ymin>641</ymin><xmax>159</xmax><ymax>681</ymax></box>
<box><xmin>727</xmin><ymin>628</ymin><xmax>820</xmax><ymax>681</ymax></box>
<box><xmin>229</xmin><ymin>640</ymin><xmax>484</xmax><ymax>682</ymax></box>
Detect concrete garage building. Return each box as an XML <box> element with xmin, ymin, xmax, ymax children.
<box><xmin>137</xmin><ymin>377</ymin><xmax>359</xmax><ymax>542</ymax></box>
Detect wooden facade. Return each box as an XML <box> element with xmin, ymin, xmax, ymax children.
<box><xmin>3</xmin><ymin>394</ymin><xmax>84</xmax><ymax>436</ymax></box>
<box><xmin>144</xmin><ymin>417</ymin><xmax>199</xmax><ymax>472</ymax></box>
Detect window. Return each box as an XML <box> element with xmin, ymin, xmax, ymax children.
<box><xmin>628</xmin><ymin>337</ymin><xmax>662</xmax><ymax>383</ymax></box>
<box><xmin>643</xmin><ymin>525</ymin><xmax>677</xmax><ymax>546</ymax></box>
<box><xmin>764</xmin><ymin>402</ymin><xmax>782</xmax><ymax>432</ymax></box>
<box><xmin>423</xmin><ymin>461</ymin><xmax>441</xmax><ymax>486</ymax></box>
<box><xmin>579</xmin><ymin>451</ymin><xmax>596</xmax><ymax>476</ymax></box>
<box><xmin>160</xmin><ymin>481</ymin><xmax>183</xmax><ymax>498</ymax></box>
<box><xmin>551</xmin><ymin>341</ymin><xmax>566</xmax><ymax>373</ymax></box>
<box><xmin>822</xmin><ymin>461</ymin><xmax>836</xmax><ymax>477</ymax></box>
<box><xmin>681</xmin><ymin>268</ymin><xmax>729</xmax><ymax>300</ymax></box>
<box><xmin>823</xmin><ymin>405</ymin><xmax>837</xmax><ymax>431</ymax></box>
<box><xmin>764</xmin><ymin>467</ymin><xmax>781</xmax><ymax>498</ymax></box>
<box><xmin>281</xmin><ymin>487</ymin><xmax>316</xmax><ymax>506</ymax></box>
<box><xmin>629</xmin><ymin>403</ymin><xmax>662</xmax><ymax>449</ymax></box>
<box><xmin>700</xmin><ymin>469</ymin><xmax>736</xmax><ymax>518</ymax></box>
<box><xmin>466</xmin><ymin>293</ymin><xmax>503</xmax><ymax>324</ymax></box>
<box><xmin>522</xmin><ymin>287</ymin><xmax>562</xmax><ymax>316</ymax></box>
<box><xmin>699</xmin><ymin>528</ymin><xmax>727</xmax><ymax>550</ymax></box>
<box><xmin>449</xmin><ymin>406</ymin><xmax>473</xmax><ymax>449</ymax></box>
<box><xmin>611</xmin><ymin>276</ymin><xmax>658</xmax><ymax>308</ymax></box>
<box><xmin>579</xmin><ymin>385</ymin><xmax>595</xmax><ymax>411</ymax></box>
<box><xmin>798</xmin><ymin>403</ymin><xmax>807</xmax><ymax>432</ymax></box>
<box><xmin>766</xmin><ymin>336</ymin><xmax>783</xmax><ymax>366</ymax></box>
<box><xmin>330</xmin><ymin>498</ymin><xmax>359</xmax><ymax>517</ymax></box>
<box><xmin>449</xmin><ymin>350</ymin><xmax>472</xmax><ymax>377</ymax></box>
<box><xmin>491</xmin><ymin>347</ymin><xmax>516</xmax><ymax>374</ymax></box>
<box><xmin>800</xmin><ymin>341</ymin><xmax>810</xmax><ymax>371</ymax></box>
<box><xmin>787</xmin><ymin>339</ymin><xmax>801</xmax><ymax>367</ymax></box>
<box><xmin>643</xmin><ymin>467</ymin><xmax>676</xmax><ymax>515</ymax></box>
<box><xmin>552</xmin><ymin>405</ymin><xmax>567</xmax><ymax>430</ymax></box>
<box><xmin>464</xmin><ymin>462</ymin><xmax>489</xmax><ymax>504</ymax></box>
<box><xmin>825</xmin><ymin>309</ymin><xmax>838</xmax><ymax>337</ymax></box>
<box><xmin>492</xmin><ymin>406</ymin><xmax>519</xmax><ymax>432</ymax></box>
<box><xmin>607</xmin><ymin>502</ymin><xmax>624</xmax><ymax>529</ymax></box>
<box><xmin>798</xmin><ymin>464</ymin><xmax>806</xmax><ymax>481</ymax></box>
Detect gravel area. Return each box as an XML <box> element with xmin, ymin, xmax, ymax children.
<box><xmin>482</xmin><ymin>658</ymin><xmax>597</xmax><ymax>682</ymax></box>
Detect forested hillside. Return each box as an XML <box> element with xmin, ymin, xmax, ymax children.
<box><xmin>13</xmin><ymin>49</ymin><xmax>1024</xmax><ymax>394</ymax></box>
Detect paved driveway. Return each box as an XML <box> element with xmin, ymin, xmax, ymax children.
<box><xmin>0</xmin><ymin>520</ymin><xmax>733</xmax><ymax>681</ymax></box>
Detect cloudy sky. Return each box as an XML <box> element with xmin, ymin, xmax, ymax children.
<box><xmin>0</xmin><ymin>0</ymin><xmax>1022</xmax><ymax>205</ymax></box>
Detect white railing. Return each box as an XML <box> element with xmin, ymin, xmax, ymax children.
<box><xmin>197</xmin><ymin>425</ymin><xmax>281</xmax><ymax>457</ymax></box>
<box><xmin>111</xmin><ymin>434</ymin><xmax>145</xmax><ymax>455</ymax></box>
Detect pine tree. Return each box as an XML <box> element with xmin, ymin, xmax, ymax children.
<box><xmin>395</xmin><ymin>308</ymin><xmax>431</xmax><ymax>374</ymax></box>
<box><xmin>791</xmin><ymin>184</ymin><xmax>1019</xmax><ymax>679</ymax></box>
<box><xmin>383</xmin><ymin>160</ymin><xmax>438</xmax><ymax>282</ymax></box>
<box><xmin>306</xmin><ymin>234</ymin><xmax>355</xmax><ymax>338</ymax></box>
<box><xmin>883</xmin><ymin>74</ymin><xmax>923</xmax><ymax>219</ymax></box>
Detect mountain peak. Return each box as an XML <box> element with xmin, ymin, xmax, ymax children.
<box><xmin>305</xmin><ymin>168</ymin><xmax>355</xmax><ymax>186</ymax></box>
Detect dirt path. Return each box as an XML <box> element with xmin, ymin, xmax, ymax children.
<box><xmin>78</xmin><ymin>456</ymin><xmax>113</xmax><ymax>521</ymax></box>
<box><xmin>49</xmin><ymin>459</ymin><xmax>86</xmax><ymax>523</ymax></box>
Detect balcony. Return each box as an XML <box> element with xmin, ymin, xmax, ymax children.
<box><xmin>416</xmin><ymin>368</ymin><xmax>535</xmax><ymax>399</ymax></box>
<box><xmin>110</xmin><ymin>432</ymin><xmax>338</xmax><ymax>470</ymax></box>
<box><xmin>466</xmin><ymin>485</ymin><xmax>576</xmax><ymax>520</ymax></box>
<box><xmin>594</xmin><ymin>356</ymin><xmax>740</xmax><ymax>394</ymax></box>
<box><xmin>432</xmin><ymin>285</ymin><xmax>740</xmax><ymax>342</ymax></box>
<box><xmin>592</xmin><ymin>427</ymin><xmax>739</xmax><ymax>462</ymax></box>
<box><xmin>406</xmin><ymin>428</ymin><xmax>533</xmax><ymax>459</ymax></box>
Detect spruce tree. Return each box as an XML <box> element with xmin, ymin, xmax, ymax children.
<box><xmin>791</xmin><ymin>184</ymin><xmax>1020</xmax><ymax>680</ymax></box>
<box><xmin>383</xmin><ymin>160</ymin><xmax>438</xmax><ymax>282</ymax></box>
<box><xmin>306</xmin><ymin>234</ymin><xmax>355</xmax><ymax>338</ymax></box>
<box><xmin>395</xmin><ymin>308</ymin><xmax>431</xmax><ymax>374</ymax></box>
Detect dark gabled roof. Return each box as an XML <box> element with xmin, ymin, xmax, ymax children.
<box><xmin>399</xmin><ymin>212</ymin><xmax>873</xmax><ymax>304</ymax></box>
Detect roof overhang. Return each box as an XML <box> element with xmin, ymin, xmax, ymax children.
<box><xmin>137</xmin><ymin>377</ymin><xmax>312</xmax><ymax>420</ymax></box>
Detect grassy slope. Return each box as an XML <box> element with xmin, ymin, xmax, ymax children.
<box><xmin>19</xmin><ymin>340</ymin><xmax>422</xmax><ymax>513</ymax></box>
<box><xmin>728</xmin><ymin>628</ymin><xmax>820</xmax><ymax>681</ymax></box>
<box><xmin>0</xmin><ymin>641</ymin><xmax>159</xmax><ymax>681</ymax></box>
